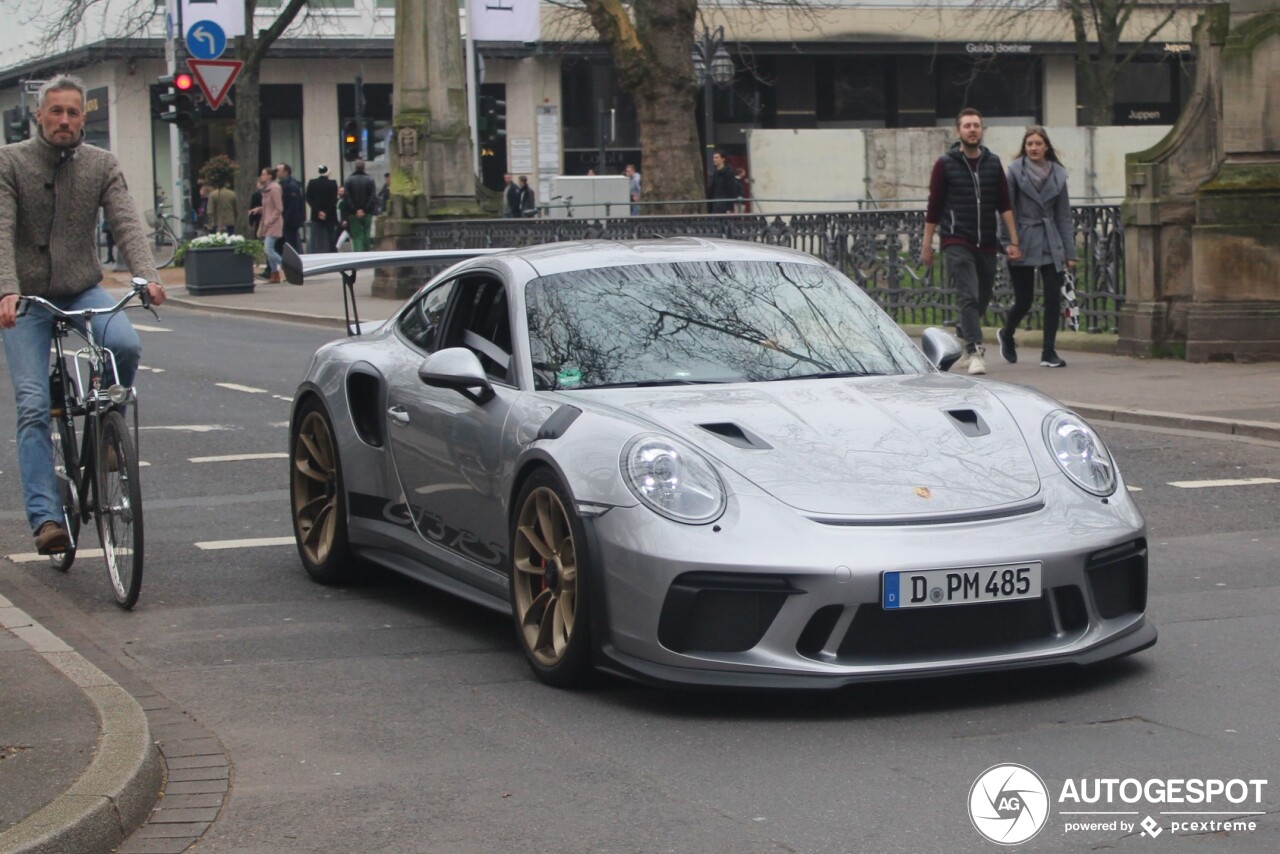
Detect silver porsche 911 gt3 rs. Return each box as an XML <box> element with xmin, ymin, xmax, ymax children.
<box><xmin>284</xmin><ymin>238</ymin><xmax>1155</xmax><ymax>689</ymax></box>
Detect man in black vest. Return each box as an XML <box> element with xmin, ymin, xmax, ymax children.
<box><xmin>921</xmin><ymin>108</ymin><xmax>1021</xmax><ymax>376</ymax></box>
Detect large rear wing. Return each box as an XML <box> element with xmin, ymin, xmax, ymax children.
<box><xmin>280</xmin><ymin>244</ymin><xmax>507</xmax><ymax>336</ymax></box>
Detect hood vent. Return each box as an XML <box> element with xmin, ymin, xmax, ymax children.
<box><xmin>697</xmin><ymin>421</ymin><xmax>773</xmax><ymax>451</ymax></box>
<box><xmin>947</xmin><ymin>409</ymin><xmax>991</xmax><ymax>438</ymax></box>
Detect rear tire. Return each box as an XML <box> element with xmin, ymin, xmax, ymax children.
<box><xmin>509</xmin><ymin>468</ymin><xmax>594</xmax><ymax>688</ymax></box>
<box><xmin>50</xmin><ymin>418</ymin><xmax>80</xmax><ymax>572</ymax></box>
<box><xmin>149</xmin><ymin>228</ymin><xmax>176</xmax><ymax>269</ymax></box>
<box><xmin>290</xmin><ymin>399</ymin><xmax>358</xmax><ymax>584</ymax></box>
<box><xmin>96</xmin><ymin>410</ymin><xmax>143</xmax><ymax>609</ymax></box>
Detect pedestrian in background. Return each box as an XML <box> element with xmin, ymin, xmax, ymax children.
<box><xmin>305</xmin><ymin>164</ymin><xmax>338</xmax><ymax>254</ymax></box>
<box><xmin>247</xmin><ymin>173</ymin><xmax>263</xmax><ymax>236</ymax></box>
<box><xmin>276</xmin><ymin>162</ymin><xmax>305</xmax><ymax>254</ymax></box>
<box><xmin>377</xmin><ymin>172</ymin><xmax>391</xmax><ymax>215</ymax></box>
<box><xmin>255</xmin><ymin>166</ymin><xmax>283</xmax><ymax>283</ymax></box>
<box><xmin>515</xmin><ymin>175</ymin><xmax>536</xmax><ymax>217</ymax></box>
<box><xmin>921</xmin><ymin>108</ymin><xmax>1021</xmax><ymax>376</ymax></box>
<box><xmin>342</xmin><ymin>159</ymin><xmax>378</xmax><ymax>251</ymax></box>
<box><xmin>502</xmin><ymin>173</ymin><xmax>521</xmax><ymax>218</ymax></box>
<box><xmin>707</xmin><ymin>150</ymin><xmax>740</xmax><ymax>214</ymax></box>
<box><xmin>625</xmin><ymin>163</ymin><xmax>641</xmax><ymax>215</ymax></box>
<box><xmin>998</xmin><ymin>126</ymin><xmax>1076</xmax><ymax>369</ymax></box>
<box><xmin>206</xmin><ymin>180</ymin><xmax>237</xmax><ymax>235</ymax></box>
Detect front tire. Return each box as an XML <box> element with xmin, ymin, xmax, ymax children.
<box><xmin>50</xmin><ymin>417</ymin><xmax>81</xmax><ymax>572</ymax></box>
<box><xmin>290</xmin><ymin>399</ymin><xmax>358</xmax><ymax>584</ymax></box>
<box><xmin>509</xmin><ymin>469</ymin><xmax>593</xmax><ymax>687</ymax></box>
<box><xmin>96</xmin><ymin>410</ymin><xmax>143</xmax><ymax>609</ymax></box>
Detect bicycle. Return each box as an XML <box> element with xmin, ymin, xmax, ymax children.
<box><xmin>143</xmin><ymin>203</ymin><xmax>183</xmax><ymax>269</ymax></box>
<box><xmin>18</xmin><ymin>278</ymin><xmax>157</xmax><ymax>609</ymax></box>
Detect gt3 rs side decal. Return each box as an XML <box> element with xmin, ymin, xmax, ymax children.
<box><xmin>348</xmin><ymin>492</ymin><xmax>507</xmax><ymax>567</ymax></box>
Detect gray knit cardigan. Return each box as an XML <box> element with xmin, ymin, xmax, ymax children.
<box><xmin>0</xmin><ymin>130</ymin><xmax>160</xmax><ymax>300</ymax></box>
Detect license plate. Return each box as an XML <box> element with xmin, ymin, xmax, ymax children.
<box><xmin>882</xmin><ymin>562</ymin><xmax>1042</xmax><ymax>609</ymax></box>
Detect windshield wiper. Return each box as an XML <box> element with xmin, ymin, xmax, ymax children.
<box><xmin>772</xmin><ymin>371</ymin><xmax>885</xmax><ymax>381</ymax></box>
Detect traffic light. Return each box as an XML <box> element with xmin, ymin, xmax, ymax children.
<box><xmin>366</xmin><ymin>120</ymin><xmax>386</xmax><ymax>161</ymax></box>
<box><xmin>158</xmin><ymin>73</ymin><xmax>198</xmax><ymax>130</ymax></box>
<box><xmin>4</xmin><ymin>107</ymin><xmax>29</xmax><ymax>143</ymax></box>
<box><xmin>477</xmin><ymin>94</ymin><xmax>507</xmax><ymax>144</ymax></box>
<box><xmin>343</xmin><ymin>120</ymin><xmax>361</xmax><ymax>161</ymax></box>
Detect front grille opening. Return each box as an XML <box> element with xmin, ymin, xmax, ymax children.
<box><xmin>1052</xmin><ymin>585</ymin><xmax>1089</xmax><ymax>634</ymax></box>
<box><xmin>837</xmin><ymin>598</ymin><xmax>1056</xmax><ymax>664</ymax></box>
<box><xmin>796</xmin><ymin>604</ymin><xmax>844</xmax><ymax>659</ymax></box>
<box><xmin>658</xmin><ymin>573</ymin><xmax>793</xmax><ymax>654</ymax></box>
<box><xmin>1086</xmin><ymin>539</ymin><xmax>1148</xmax><ymax>619</ymax></box>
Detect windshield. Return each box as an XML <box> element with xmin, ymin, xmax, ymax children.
<box><xmin>524</xmin><ymin>260</ymin><xmax>929</xmax><ymax>390</ymax></box>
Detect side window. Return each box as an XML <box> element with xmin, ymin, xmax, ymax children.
<box><xmin>397</xmin><ymin>280</ymin><xmax>455</xmax><ymax>353</ymax></box>
<box><xmin>445</xmin><ymin>277</ymin><xmax>513</xmax><ymax>384</ymax></box>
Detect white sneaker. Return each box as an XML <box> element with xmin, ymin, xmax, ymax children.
<box><xmin>967</xmin><ymin>347</ymin><xmax>987</xmax><ymax>376</ymax></box>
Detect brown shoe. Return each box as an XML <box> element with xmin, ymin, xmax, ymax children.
<box><xmin>268</xmin><ymin>271</ymin><xmax>283</xmax><ymax>284</ymax></box>
<box><xmin>35</xmin><ymin>521</ymin><xmax>70</xmax><ymax>555</ymax></box>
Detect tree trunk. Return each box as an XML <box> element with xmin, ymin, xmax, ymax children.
<box><xmin>233</xmin><ymin>54</ymin><xmax>262</xmax><ymax>237</ymax></box>
<box><xmin>584</xmin><ymin>0</ymin><xmax>704</xmax><ymax>213</ymax></box>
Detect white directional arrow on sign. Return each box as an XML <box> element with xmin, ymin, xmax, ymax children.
<box><xmin>187</xmin><ymin>59</ymin><xmax>243</xmax><ymax>112</ymax></box>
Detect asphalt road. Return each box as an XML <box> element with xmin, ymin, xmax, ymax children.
<box><xmin>1</xmin><ymin>305</ymin><xmax>1277</xmax><ymax>852</ymax></box>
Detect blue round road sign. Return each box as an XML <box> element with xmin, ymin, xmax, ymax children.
<box><xmin>185</xmin><ymin>20</ymin><xmax>227</xmax><ymax>61</ymax></box>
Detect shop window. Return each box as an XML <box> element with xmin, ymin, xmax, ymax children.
<box><xmin>817</xmin><ymin>58</ymin><xmax>889</xmax><ymax>128</ymax></box>
<box><xmin>936</xmin><ymin>56</ymin><xmax>1039</xmax><ymax>124</ymax></box>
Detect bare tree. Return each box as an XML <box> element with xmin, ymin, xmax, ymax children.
<box><xmin>962</xmin><ymin>1</ymin><xmax>1203</xmax><ymax>126</ymax></box>
<box><xmin>232</xmin><ymin>0</ymin><xmax>310</xmax><ymax>236</ymax></box>
<box><xmin>559</xmin><ymin>2</ymin><xmax>833</xmax><ymax>213</ymax></box>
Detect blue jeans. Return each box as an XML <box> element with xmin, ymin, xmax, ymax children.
<box><xmin>264</xmin><ymin>236</ymin><xmax>283</xmax><ymax>272</ymax></box>
<box><xmin>2</xmin><ymin>285</ymin><xmax>142</xmax><ymax>532</ymax></box>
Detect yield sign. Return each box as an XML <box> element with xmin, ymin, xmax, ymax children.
<box><xmin>186</xmin><ymin>58</ymin><xmax>243</xmax><ymax>111</ymax></box>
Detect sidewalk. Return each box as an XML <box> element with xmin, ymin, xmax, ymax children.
<box><xmin>3</xmin><ymin>263</ymin><xmax>1276</xmax><ymax>854</ymax></box>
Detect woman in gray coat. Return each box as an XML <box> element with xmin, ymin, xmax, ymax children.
<box><xmin>997</xmin><ymin>126</ymin><xmax>1077</xmax><ymax>368</ymax></box>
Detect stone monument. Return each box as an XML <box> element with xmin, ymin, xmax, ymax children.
<box><xmin>373</xmin><ymin>0</ymin><xmax>485</xmax><ymax>299</ymax></box>
<box><xmin>1119</xmin><ymin>1</ymin><xmax>1280</xmax><ymax>361</ymax></box>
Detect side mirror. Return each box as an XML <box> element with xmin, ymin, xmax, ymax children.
<box><xmin>418</xmin><ymin>347</ymin><xmax>494</xmax><ymax>399</ymax></box>
<box><xmin>921</xmin><ymin>327</ymin><xmax>964</xmax><ymax>372</ymax></box>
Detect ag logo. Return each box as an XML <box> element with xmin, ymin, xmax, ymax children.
<box><xmin>969</xmin><ymin>763</ymin><xmax>1050</xmax><ymax>845</ymax></box>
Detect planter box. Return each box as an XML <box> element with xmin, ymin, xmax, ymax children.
<box><xmin>184</xmin><ymin>247</ymin><xmax>255</xmax><ymax>295</ymax></box>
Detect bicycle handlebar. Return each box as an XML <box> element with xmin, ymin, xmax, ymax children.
<box><xmin>16</xmin><ymin>277</ymin><xmax>153</xmax><ymax>321</ymax></box>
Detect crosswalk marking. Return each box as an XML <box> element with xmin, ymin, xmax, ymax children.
<box><xmin>189</xmin><ymin>452</ymin><xmax>288</xmax><ymax>463</ymax></box>
<box><xmin>195</xmin><ymin>537</ymin><xmax>294</xmax><ymax>550</ymax></box>
<box><xmin>1167</xmin><ymin>477</ymin><xmax>1280</xmax><ymax>489</ymax></box>
<box><xmin>216</xmin><ymin>382</ymin><xmax>269</xmax><ymax>394</ymax></box>
<box><xmin>140</xmin><ymin>424</ymin><xmax>231</xmax><ymax>432</ymax></box>
<box><xmin>6</xmin><ymin>548</ymin><xmax>105</xmax><ymax>564</ymax></box>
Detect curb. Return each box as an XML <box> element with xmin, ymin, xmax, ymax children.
<box><xmin>1066</xmin><ymin>402</ymin><xmax>1280</xmax><ymax>444</ymax></box>
<box><xmin>0</xmin><ymin>596</ymin><xmax>161</xmax><ymax>854</ymax></box>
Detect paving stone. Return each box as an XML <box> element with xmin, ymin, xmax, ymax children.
<box><xmin>117</xmin><ymin>837</ymin><xmax>197</xmax><ymax>854</ymax></box>
<box><xmin>153</xmin><ymin>793</ymin><xmax>222</xmax><ymax>810</ymax></box>
<box><xmin>149</xmin><ymin>807</ymin><xmax>220</xmax><ymax>823</ymax></box>
<box><xmin>165</xmin><ymin>754</ymin><xmax>228</xmax><ymax>770</ymax></box>
<box><xmin>163</xmin><ymin>780</ymin><xmax>228</xmax><ymax>795</ymax></box>
<box><xmin>159</xmin><ymin>738</ymin><xmax>224</xmax><ymax>758</ymax></box>
<box><xmin>166</xmin><ymin>766</ymin><xmax>229</xmax><ymax>782</ymax></box>
<box><xmin>132</xmin><ymin>822</ymin><xmax>209</xmax><ymax>838</ymax></box>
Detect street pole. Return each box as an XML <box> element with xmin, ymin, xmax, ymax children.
<box><xmin>465</xmin><ymin>10</ymin><xmax>480</xmax><ymax>178</ymax></box>
<box><xmin>166</xmin><ymin>7</ymin><xmax>192</xmax><ymax>238</ymax></box>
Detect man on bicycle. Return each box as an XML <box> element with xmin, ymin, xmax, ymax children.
<box><xmin>0</xmin><ymin>75</ymin><xmax>167</xmax><ymax>554</ymax></box>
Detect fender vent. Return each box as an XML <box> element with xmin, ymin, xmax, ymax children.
<box><xmin>697</xmin><ymin>422</ymin><xmax>773</xmax><ymax>450</ymax></box>
<box><xmin>946</xmin><ymin>409</ymin><xmax>991</xmax><ymax>437</ymax></box>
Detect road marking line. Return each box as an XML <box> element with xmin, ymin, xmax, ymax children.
<box><xmin>195</xmin><ymin>537</ymin><xmax>294</xmax><ymax>550</ymax></box>
<box><xmin>216</xmin><ymin>383</ymin><xmax>269</xmax><ymax>394</ymax></box>
<box><xmin>132</xmin><ymin>324</ymin><xmax>170</xmax><ymax>333</ymax></box>
<box><xmin>140</xmin><ymin>424</ymin><xmax>231</xmax><ymax>432</ymax></box>
<box><xmin>268</xmin><ymin>421</ymin><xmax>290</xmax><ymax>428</ymax></box>
<box><xmin>189</xmin><ymin>453</ymin><xmax>288</xmax><ymax>463</ymax></box>
<box><xmin>1167</xmin><ymin>477</ymin><xmax>1280</xmax><ymax>489</ymax></box>
<box><xmin>1126</xmin><ymin>485</ymin><xmax>1142</xmax><ymax>492</ymax></box>
<box><xmin>138</xmin><ymin>365</ymin><xmax>166</xmax><ymax>373</ymax></box>
<box><xmin>272</xmin><ymin>395</ymin><xmax>293</xmax><ymax>403</ymax></box>
<box><xmin>7</xmin><ymin>548</ymin><xmax>106</xmax><ymax>564</ymax></box>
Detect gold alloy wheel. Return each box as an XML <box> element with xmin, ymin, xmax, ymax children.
<box><xmin>293</xmin><ymin>411</ymin><xmax>338</xmax><ymax>566</ymax></box>
<box><xmin>512</xmin><ymin>486</ymin><xmax>578</xmax><ymax>666</ymax></box>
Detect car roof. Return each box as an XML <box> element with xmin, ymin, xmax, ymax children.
<box><xmin>495</xmin><ymin>237</ymin><xmax>828</xmax><ymax>278</ymax></box>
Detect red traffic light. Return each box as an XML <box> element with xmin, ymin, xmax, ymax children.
<box><xmin>174</xmin><ymin>73</ymin><xmax>194</xmax><ymax>91</ymax></box>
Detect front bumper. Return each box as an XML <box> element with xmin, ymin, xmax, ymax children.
<box><xmin>587</xmin><ymin>476</ymin><xmax>1155</xmax><ymax>688</ymax></box>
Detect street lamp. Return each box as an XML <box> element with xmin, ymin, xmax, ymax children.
<box><xmin>693</xmin><ymin>25</ymin><xmax>735</xmax><ymax>182</ymax></box>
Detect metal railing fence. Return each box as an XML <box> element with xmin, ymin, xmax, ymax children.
<box><xmin>409</xmin><ymin>204</ymin><xmax>1124</xmax><ymax>334</ymax></box>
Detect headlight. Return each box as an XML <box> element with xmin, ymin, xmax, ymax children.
<box><xmin>622</xmin><ymin>434</ymin><xmax>726</xmax><ymax>524</ymax></box>
<box><xmin>1043</xmin><ymin>410</ymin><xmax>1117</xmax><ymax>496</ymax></box>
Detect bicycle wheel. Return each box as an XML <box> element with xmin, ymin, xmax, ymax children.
<box><xmin>149</xmin><ymin>227</ymin><xmax>177</xmax><ymax>269</ymax></box>
<box><xmin>50</xmin><ymin>417</ymin><xmax>81</xmax><ymax>572</ymax></box>
<box><xmin>95</xmin><ymin>410</ymin><xmax>143</xmax><ymax>609</ymax></box>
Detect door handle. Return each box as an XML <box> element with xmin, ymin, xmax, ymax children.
<box><xmin>387</xmin><ymin>405</ymin><xmax>409</xmax><ymax>425</ymax></box>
